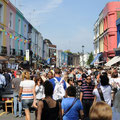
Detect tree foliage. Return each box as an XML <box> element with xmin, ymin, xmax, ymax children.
<box><xmin>87</xmin><ymin>52</ymin><xmax>94</xmax><ymax>65</ymax></box>
<box><xmin>64</xmin><ymin>50</ymin><xmax>72</xmax><ymax>54</ymax></box>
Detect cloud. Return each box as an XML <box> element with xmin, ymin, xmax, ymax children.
<box><xmin>29</xmin><ymin>0</ymin><xmax>63</xmax><ymax>14</ymax></box>
<box><xmin>40</xmin><ymin>0</ymin><xmax>63</xmax><ymax>13</ymax></box>
<box><xmin>14</xmin><ymin>0</ymin><xmax>63</xmax><ymax>26</ymax></box>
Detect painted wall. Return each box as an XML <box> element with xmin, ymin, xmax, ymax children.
<box><xmin>99</xmin><ymin>37</ymin><xmax>104</xmax><ymax>52</ymax></box>
<box><xmin>6</xmin><ymin>1</ymin><xmax>16</xmax><ymax>55</ymax></box>
<box><xmin>0</xmin><ymin>0</ymin><xmax>44</xmax><ymax>60</ymax></box>
<box><xmin>0</xmin><ymin>0</ymin><xmax>7</xmax><ymax>51</ymax></box>
<box><xmin>103</xmin><ymin>2</ymin><xmax>120</xmax><ymax>53</ymax></box>
<box><xmin>15</xmin><ymin>8</ymin><xmax>25</xmax><ymax>55</ymax></box>
<box><xmin>22</xmin><ymin>18</ymin><xmax>29</xmax><ymax>55</ymax></box>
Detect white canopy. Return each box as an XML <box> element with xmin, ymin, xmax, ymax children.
<box><xmin>105</xmin><ymin>56</ymin><xmax>120</xmax><ymax>66</ymax></box>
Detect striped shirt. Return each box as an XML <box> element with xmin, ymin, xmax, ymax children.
<box><xmin>81</xmin><ymin>81</ymin><xmax>95</xmax><ymax>100</ymax></box>
<box><xmin>20</xmin><ymin>80</ymin><xmax>35</xmax><ymax>100</ymax></box>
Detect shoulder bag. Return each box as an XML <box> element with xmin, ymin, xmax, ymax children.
<box><xmin>97</xmin><ymin>87</ymin><xmax>105</xmax><ymax>102</ymax></box>
<box><xmin>63</xmin><ymin>98</ymin><xmax>78</xmax><ymax>117</ymax></box>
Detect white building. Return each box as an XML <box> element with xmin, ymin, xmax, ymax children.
<box><xmin>80</xmin><ymin>53</ymin><xmax>89</xmax><ymax>67</ymax></box>
<box><xmin>56</xmin><ymin>50</ymin><xmax>62</xmax><ymax>67</ymax></box>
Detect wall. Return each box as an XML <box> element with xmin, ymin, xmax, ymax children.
<box><xmin>0</xmin><ymin>0</ymin><xmax>7</xmax><ymax>52</ymax></box>
<box><xmin>103</xmin><ymin>2</ymin><xmax>120</xmax><ymax>53</ymax></box>
<box><xmin>7</xmin><ymin>1</ymin><xmax>16</xmax><ymax>55</ymax></box>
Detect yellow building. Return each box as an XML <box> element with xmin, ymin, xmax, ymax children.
<box><xmin>0</xmin><ymin>0</ymin><xmax>7</xmax><ymax>50</ymax></box>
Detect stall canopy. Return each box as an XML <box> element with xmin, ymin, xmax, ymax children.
<box><xmin>90</xmin><ymin>53</ymin><xmax>101</xmax><ymax>65</ymax></box>
<box><xmin>0</xmin><ymin>56</ymin><xmax>7</xmax><ymax>61</ymax></box>
<box><xmin>105</xmin><ymin>56</ymin><xmax>120</xmax><ymax>66</ymax></box>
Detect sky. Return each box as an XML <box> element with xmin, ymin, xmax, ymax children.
<box><xmin>9</xmin><ymin>0</ymin><xmax>120</xmax><ymax>53</ymax></box>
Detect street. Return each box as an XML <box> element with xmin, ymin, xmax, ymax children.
<box><xmin>0</xmin><ymin>109</ymin><xmax>35</xmax><ymax>120</ymax></box>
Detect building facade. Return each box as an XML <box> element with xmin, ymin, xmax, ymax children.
<box><xmin>0</xmin><ymin>0</ymin><xmax>44</xmax><ymax>68</ymax></box>
<box><xmin>93</xmin><ymin>2</ymin><xmax>120</xmax><ymax>63</ymax></box>
<box><xmin>56</xmin><ymin>50</ymin><xmax>68</xmax><ymax>67</ymax></box>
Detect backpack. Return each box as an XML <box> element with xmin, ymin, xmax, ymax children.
<box><xmin>53</xmin><ymin>77</ymin><xmax>65</xmax><ymax>100</ymax></box>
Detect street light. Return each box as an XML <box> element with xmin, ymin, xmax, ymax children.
<box><xmin>82</xmin><ymin>45</ymin><xmax>84</xmax><ymax>67</ymax></box>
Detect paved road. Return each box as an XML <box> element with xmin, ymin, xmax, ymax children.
<box><xmin>0</xmin><ymin>109</ymin><xmax>35</xmax><ymax>120</ymax></box>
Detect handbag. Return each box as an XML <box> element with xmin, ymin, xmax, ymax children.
<box><xmin>97</xmin><ymin>87</ymin><xmax>105</xmax><ymax>102</ymax></box>
<box><xmin>63</xmin><ymin>98</ymin><xmax>78</xmax><ymax>117</ymax></box>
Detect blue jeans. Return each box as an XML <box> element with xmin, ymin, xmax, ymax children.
<box><xmin>13</xmin><ymin>93</ymin><xmax>22</xmax><ymax>117</ymax></box>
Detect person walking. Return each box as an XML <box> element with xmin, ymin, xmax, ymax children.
<box><xmin>37</xmin><ymin>81</ymin><xmax>62</xmax><ymax>120</ymax></box>
<box><xmin>12</xmin><ymin>71</ymin><xmax>22</xmax><ymax>117</ymax></box>
<box><xmin>19</xmin><ymin>71</ymin><xmax>35</xmax><ymax>120</ymax></box>
<box><xmin>61</xmin><ymin>86</ymin><xmax>84</xmax><ymax>120</ymax></box>
<box><xmin>93</xmin><ymin>74</ymin><xmax>112</xmax><ymax>106</ymax></box>
<box><xmin>49</xmin><ymin>68</ymin><xmax>67</xmax><ymax>101</ymax></box>
<box><xmin>80</xmin><ymin>75</ymin><xmax>95</xmax><ymax>120</ymax></box>
<box><xmin>0</xmin><ymin>69</ymin><xmax>6</xmax><ymax>90</ymax></box>
<box><xmin>0</xmin><ymin>69</ymin><xmax>6</xmax><ymax>101</ymax></box>
<box><xmin>33</xmin><ymin>76</ymin><xmax>45</xmax><ymax>120</ymax></box>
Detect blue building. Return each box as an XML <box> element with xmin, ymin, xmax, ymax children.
<box><xmin>115</xmin><ymin>18</ymin><xmax>120</xmax><ymax>56</ymax></box>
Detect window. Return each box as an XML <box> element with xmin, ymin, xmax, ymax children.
<box><xmin>0</xmin><ymin>4</ymin><xmax>3</xmax><ymax>23</ymax></box>
<box><xmin>18</xmin><ymin>40</ymin><xmax>20</xmax><ymax>51</ymax></box>
<box><xmin>9</xmin><ymin>12</ymin><xmax>13</xmax><ymax>28</ymax></box>
<box><xmin>18</xmin><ymin>19</ymin><xmax>21</xmax><ymax>34</ymax></box>
<box><xmin>24</xmin><ymin>24</ymin><xmax>27</xmax><ymax>36</ymax></box>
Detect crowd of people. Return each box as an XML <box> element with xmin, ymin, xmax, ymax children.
<box><xmin>0</xmin><ymin>66</ymin><xmax>120</xmax><ymax>120</ymax></box>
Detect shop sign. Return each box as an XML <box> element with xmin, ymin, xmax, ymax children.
<box><xmin>26</xmin><ymin>49</ymin><xmax>29</xmax><ymax>61</ymax></box>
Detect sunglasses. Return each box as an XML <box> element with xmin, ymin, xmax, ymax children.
<box><xmin>87</xmin><ymin>78</ymin><xmax>91</xmax><ymax>80</ymax></box>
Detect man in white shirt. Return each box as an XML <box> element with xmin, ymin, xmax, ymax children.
<box><xmin>0</xmin><ymin>70</ymin><xmax>6</xmax><ymax>89</ymax></box>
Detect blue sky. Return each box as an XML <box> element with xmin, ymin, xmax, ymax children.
<box><xmin>10</xmin><ymin>0</ymin><xmax>119</xmax><ymax>53</ymax></box>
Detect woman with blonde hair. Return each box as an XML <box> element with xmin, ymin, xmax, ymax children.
<box><xmin>19</xmin><ymin>71</ymin><xmax>35</xmax><ymax>120</ymax></box>
<box><xmin>89</xmin><ymin>101</ymin><xmax>112</xmax><ymax>120</ymax></box>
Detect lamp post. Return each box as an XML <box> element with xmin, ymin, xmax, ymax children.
<box><xmin>82</xmin><ymin>45</ymin><xmax>84</xmax><ymax>67</ymax></box>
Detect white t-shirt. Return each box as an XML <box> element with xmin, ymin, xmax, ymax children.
<box><xmin>35</xmin><ymin>85</ymin><xmax>45</xmax><ymax>100</ymax></box>
<box><xmin>20</xmin><ymin>80</ymin><xmax>35</xmax><ymax>99</ymax></box>
<box><xmin>114</xmin><ymin>78</ymin><xmax>120</xmax><ymax>90</ymax></box>
<box><xmin>93</xmin><ymin>85</ymin><xmax>112</xmax><ymax>106</ymax></box>
<box><xmin>87</xmin><ymin>70</ymin><xmax>91</xmax><ymax>75</ymax></box>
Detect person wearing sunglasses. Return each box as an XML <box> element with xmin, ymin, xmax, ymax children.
<box><xmin>80</xmin><ymin>75</ymin><xmax>95</xmax><ymax>120</ymax></box>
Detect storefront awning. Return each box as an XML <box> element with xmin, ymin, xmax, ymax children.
<box><xmin>90</xmin><ymin>53</ymin><xmax>101</xmax><ymax>65</ymax></box>
<box><xmin>105</xmin><ymin>56</ymin><xmax>120</xmax><ymax>66</ymax></box>
<box><xmin>0</xmin><ymin>56</ymin><xmax>7</xmax><ymax>61</ymax></box>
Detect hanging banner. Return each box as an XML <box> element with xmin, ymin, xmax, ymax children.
<box><xmin>26</xmin><ymin>49</ymin><xmax>29</xmax><ymax>61</ymax></box>
<box><xmin>0</xmin><ymin>28</ymin><xmax>29</xmax><ymax>43</ymax></box>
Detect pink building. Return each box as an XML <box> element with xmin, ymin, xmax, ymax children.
<box><xmin>103</xmin><ymin>2</ymin><xmax>120</xmax><ymax>58</ymax></box>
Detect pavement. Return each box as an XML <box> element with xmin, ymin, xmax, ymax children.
<box><xmin>0</xmin><ymin>109</ymin><xmax>35</xmax><ymax>120</ymax></box>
